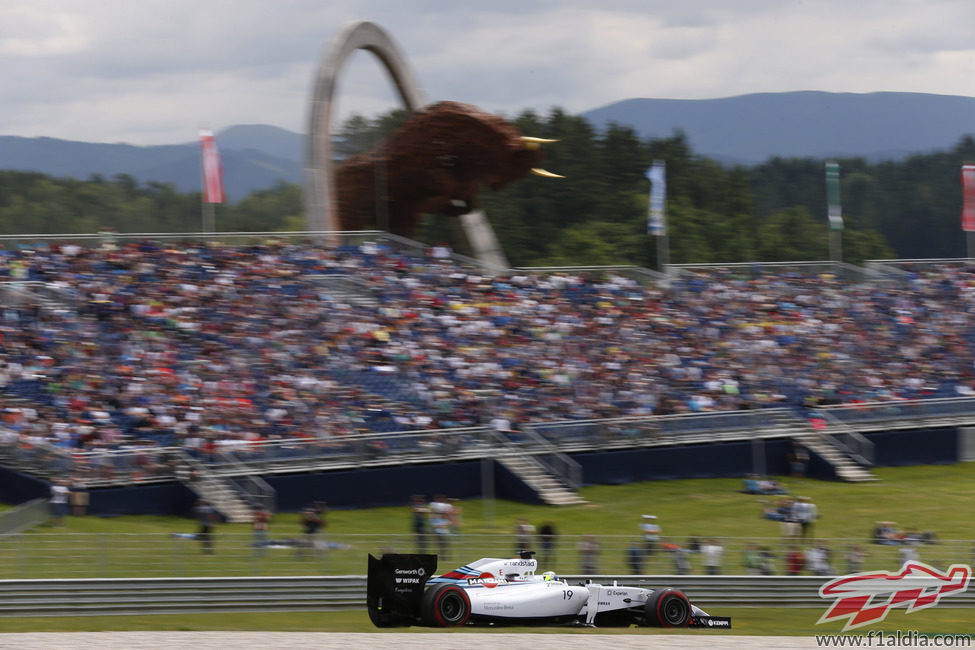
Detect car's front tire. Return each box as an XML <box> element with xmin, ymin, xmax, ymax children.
<box><xmin>421</xmin><ymin>584</ymin><xmax>472</xmax><ymax>627</ymax></box>
<box><xmin>643</xmin><ymin>588</ymin><xmax>691</xmax><ymax>627</ymax></box>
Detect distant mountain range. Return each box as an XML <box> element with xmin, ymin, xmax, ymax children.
<box><xmin>2</xmin><ymin>92</ymin><xmax>974</xmax><ymax>200</ymax></box>
<box><xmin>580</xmin><ymin>91</ymin><xmax>975</xmax><ymax>165</ymax></box>
<box><xmin>0</xmin><ymin>125</ymin><xmax>304</xmax><ymax>202</ymax></box>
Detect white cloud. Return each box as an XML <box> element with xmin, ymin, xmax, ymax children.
<box><xmin>2</xmin><ymin>0</ymin><xmax>975</xmax><ymax>144</ymax></box>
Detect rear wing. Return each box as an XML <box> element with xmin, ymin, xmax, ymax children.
<box><xmin>367</xmin><ymin>553</ymin><xmax>438</xmax><ymax>627</ymax></box>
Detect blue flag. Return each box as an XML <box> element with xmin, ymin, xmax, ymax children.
<box><xmin>646</xmin><ymin>161</ymin><xmax>666</xmax><ymax>235</ymax></box>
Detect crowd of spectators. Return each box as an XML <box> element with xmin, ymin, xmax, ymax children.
<box><xmin>2</xmin><ymin>238</ymin><xmax>975</xmax><ymax>472</ymax></box>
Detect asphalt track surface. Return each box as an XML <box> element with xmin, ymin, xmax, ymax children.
<box><xmin>0</xmin><ymin>633</ymin><xmax>863</xmax><ymax>649</ymax></box>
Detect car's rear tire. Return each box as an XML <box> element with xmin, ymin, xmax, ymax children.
<box><xmin>421</xmin><ymin>584</ymin><xmax>472</xmax><ymax>627</ymax></box>
<box><xmin>643</xmin><ymin>588</ymin><xmax>691</xmax><ymax>627</ymax></box>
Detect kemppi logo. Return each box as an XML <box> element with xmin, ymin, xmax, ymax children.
<box><xmin>817</xmin><ymin>561</ymin><xmax>971</xmax><ymax>631</ymax></box>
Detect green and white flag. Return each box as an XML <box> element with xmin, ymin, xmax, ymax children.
<box><xmin>825</xmin><ymin>161</ymin><xmax>843</xmax><ymax>231</ymax></box>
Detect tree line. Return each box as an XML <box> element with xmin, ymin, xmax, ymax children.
<box><xmin>3</xmin><ymin>109</ymin><xmax>975</xmax><ymax>267</ymax></box>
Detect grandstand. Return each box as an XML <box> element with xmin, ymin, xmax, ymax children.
<box><xmin>2</xmin><ymin>231</ymin><xmax>975</xmax><ymax>520</ymax></box>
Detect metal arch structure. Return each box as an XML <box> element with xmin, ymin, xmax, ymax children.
<box><xmin>304</xmin><ymin>21</ymin><xmax>509</xmax><ymax>269</ymax></box>
<box><xmin>305</xmin><ymin>21</ymin><xmax>426</xmax><ymax>233</ymax></box>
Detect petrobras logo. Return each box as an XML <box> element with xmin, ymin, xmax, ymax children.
<box><xmin>817</xmin><ymin>561</ymin><xmax>972</xmax><ymax>632</ymax></box>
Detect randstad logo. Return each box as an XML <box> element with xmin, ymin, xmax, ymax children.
<box><xmin>817</xmin><ymin>561</ymin><xmax>971</xmax><ymax>631</ymax></box>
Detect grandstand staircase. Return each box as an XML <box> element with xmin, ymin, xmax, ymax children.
<box><xmin>498</xmin><ymin>454</ymin><xmax>588</xmax><ymax>505</ymax></box>
<box><xmin>797</xmin><ymin>432</ymin><xmax>878</xmax><ymax>482</ymax></box>
<box><xmin>492</xmin><ymin>425</ymin><xmax>588</xmax><ymax>506</ymax></box>
<box><xmin>770</xmin><ymin>412</ymin><xmax>878</xmax><ymax>482</ymax></box>
<box><xmin>307</xmin><ymin>274</ymin><xmax>378</xmax><ymax>307</ymax></box>
<box><xmin>176</xmin><ymin>453</ymin><xmax>255</xmax><ymax>523</ymax></box>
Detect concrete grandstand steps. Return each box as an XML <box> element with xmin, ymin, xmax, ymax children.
<box><xmin>176</xmin><ymin>458</ymin><xmax>255</xmax><ymax>523</ymax></box>
<box><xmin>795</xmin><ymin>433</ymin><xmax>879</xmax><ymax>483</ymax></box>
<box><xmin>307</xmin><ymin>274</ymin><xmax>378</xmax><ymax>307</ymax></box>
<box><xmin>766</xmin><ymin>411</ymin><xmax>878</xmax><ymax>483</ymax></box>
<box><xmin>498</xmin><ymin>455</ymin><xmax>587</xmax><ymax>506</ymax></box>
<box><xmin>186</xmin><ymin>475</ymin><xmax>255</xmax><ymax>523</ymax></box>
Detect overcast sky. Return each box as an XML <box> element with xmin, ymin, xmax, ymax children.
<box><xmin>3</xmin><ymin>0</ymin><xmax>975</xmax><ymax>145</ymax></box>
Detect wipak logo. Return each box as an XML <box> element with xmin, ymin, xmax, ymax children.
<box><xmin>817</xmin><ymin>561</ymin><xmax>971</xmax><ymax>631</ymax></box>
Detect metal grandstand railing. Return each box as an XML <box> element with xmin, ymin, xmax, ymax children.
<box><xmin>667</xmin><ymin>259</ymin><xmax>878</xmax><ymax>284</ymax></box>
<box><xmin>813</xmin><ymin>397</ymin><xmax>975</xmax><ymax>432</ymax></box>
<box><xmin>810</xmin><ymin>410</ymin><xmax>875</xmax><ymax>467</ymax></box>
<box><xmin>5</xmin><ymin>397</ymin><xmax>975</xmax><ymax>487</ymax></box>
<box><xmin>512</xmin><ymin>264</ymin><xmax>666</xmax><ymax>285</ymax></box>
<box><xmin>0</xmin><ymin>229</ymin><xmax>511</xmax><ymax>276</ymax></box>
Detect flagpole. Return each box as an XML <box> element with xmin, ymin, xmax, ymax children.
<box><xmin>657</xmin><ymin>231</ymin><xmax>669</xmax><ymax>274</ymax></box>
<box><xmin>962</xmin><ymin>164</ymin><xmax>975</xmax><ymax>258</ymax></box>
<box><xmin>199</xmin><ymin>127</ymin><xmax>224</xmax><ymax>236</ymax></box>
<box><xmin>202</xmin><ymin>200</ymin><xmax>215</xmax><ymax>234</ymax></box>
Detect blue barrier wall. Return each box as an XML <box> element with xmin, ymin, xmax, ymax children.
<box><xmin>866</xmin><ymin>427</ymin><xmax>957</xmax><ymax>466</ymax></box>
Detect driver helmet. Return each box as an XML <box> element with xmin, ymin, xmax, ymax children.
<box><xmin>541</xmin><ymin>571</ymin><xmax>559</xmax><ymax>581</ymax></box>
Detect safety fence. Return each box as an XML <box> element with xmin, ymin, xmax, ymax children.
<box><xmin>0</xmin><ymin>533</ymin><xmax>969</xmax><ymax>582</ymax></box>
<box><xmin>2</xmin><ymin>573</ymin><xmax>973</xmax><ymax>618</ymax></box>
<box><xmin>0</xmin><ymin>499</ymin><xmax>49</xmax><ymax>536</ymax></box>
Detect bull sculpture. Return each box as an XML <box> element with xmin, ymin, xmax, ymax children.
<box><xmin>335</xmin><ymin>101</ymin><xmax>560</xmax><ymax>238</ymax></box>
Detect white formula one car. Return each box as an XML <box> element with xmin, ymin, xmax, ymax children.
<box><xmin>367</xmin><ymin>552</ymin><xmax>731</xmax><ymax>629</ymax></box>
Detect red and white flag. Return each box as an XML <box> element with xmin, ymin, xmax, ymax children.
<box><xmin>199</xmin><ymin>129</ymin><xmax>225</xmax><ymax>204</ymax></box>
<box><xmin>962</xmin><ymin>164</ymin><xmax>975</xmax><ymax>232</ymax></box>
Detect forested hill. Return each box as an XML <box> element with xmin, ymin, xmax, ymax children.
<box><xmin>3</xmin><ymin>92</ymin><xmax>975</xmax><ymax>199</ymax></box>
<box><xmin>4</xmin><ymin>95</ymin><xmax>975</xmax><ymax>266</ymax></box>
<box><xmin>3</xmin><ymin>113</ymin><xmax>974</xmax><ymax>268</ymax></box>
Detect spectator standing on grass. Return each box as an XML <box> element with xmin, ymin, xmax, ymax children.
<box><xmin>627</xmin><ymin>541</ymin><xmax>643</xmax><ymax>574</ymax></box>
<box><xmin>806</xmin><ymin>542</ymin><xmax>831</xmax><ymax>576</ymax></box>
<box><xmin>641</xmin><ymin>515</ymin><xmax>661</xmax><ymax>560</ymax></box>
<box><xmin>845</xmin><ymin>545</ymin><xmax>866</xmax><ymax>573</ymax></box>
<box><xmin>410</xmin><ymin>495</ymin><xmax>429</xmax><ymax>554</ymax></box>
<box><xmin>700</xmin><ymin>538</ymin><xmax>723</xmax><ymax>575</ymax></box>
<box><xmin>786</xmin><ymin>544</ymin><xmax>805</xmax><ymax>575</ymax></box>
<box><xmin>49</xmin><ymin>479</ymin><xmax>69</xmax><ymax>525</ymax></box>
<box><xmin>578</xmin><ymin>535</ymin><xmax>599</xmax><ymax>575</ymax></box>
<box><xmin>788</xmin><ymin>441</ymin><xmax>810</xmax><ymax>478</ymax></box>
<box><xmin>743</xmin><ymin>543</ymin><xmax>761</xmax><ymax>575</ymax></box>
<box><xmin>428</xmin><ymin>495</ymin><xmax>453</xmax><ymax>560</ymax></box>
<box><xmin>514</xmin><ymin>519</ymin><xmax>535</xmax><ymax>555</ymax></box>
<box><xmin>252</xmin><ymin>506</ymin><xmax>271</xmax><ymax>556</ymax></box>
<box><xmin>899</xmin><ymin>543</ymin><xmax>919</xmax><ymax>565</ymax></box>
<box><xmin>194</xmin><ymin>499</ymin><xmax>218</xmax><ymax>554</ymax></box>
<box><xmin>538</xmin><ymin>522</ymin><xmax>557</xmax><ymax>566</ymax></box>
<box><xmin>68</xmin><ymin>476</ymin><xmax>89</xmax><ymax>517</ymax></box>
<box><xmin>793</xmin><ymin>496</ymin><xmax>818</xmax><ymax>541</ymax></box>
<box><xmin>669</xmin><ymin>543</ymin><xmax>691</xmax><ymax>575</ymax></box>
<box><xmin>758</xmin><ymin>547</ymin><xmax>776</xmax><ymax>575</ymax></box>
<box><xmin>298</xmin><ymin>501</ymin><xmax>326</xmax><ymax>558</ymax></box>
